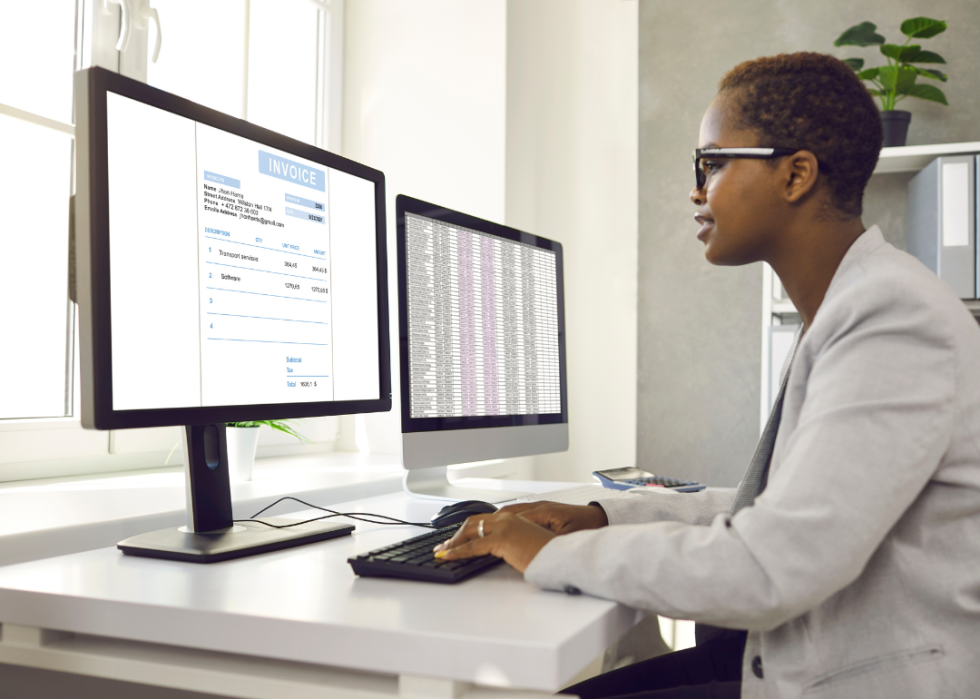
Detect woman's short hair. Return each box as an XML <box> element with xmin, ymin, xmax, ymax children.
<box><xmin>719</xmin><ymin>52</ymin><xmax>882</xmax><ymax>218</ymax></box>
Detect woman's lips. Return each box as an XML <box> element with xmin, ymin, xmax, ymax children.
<box><xmin>694</xmin><ymin>213</ymin><xmax>714</xmax><ymax>240</ymax></box>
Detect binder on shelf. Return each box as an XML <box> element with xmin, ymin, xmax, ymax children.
<box><xmin>768</xmin><ymin>324</ymin><xmax>798</xmax><ymax>411</ymax></box>
<box><xmin>907</xmin><ymin>154</ymin><xmax>977</xmax><ymax>299</ymax></box>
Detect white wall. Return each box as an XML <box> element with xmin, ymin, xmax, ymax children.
<box><xmin>341</xmin><ymin>1</ymin><xmax>638</xmax><ymax>484</ymax></box>
<box><xmin>341</xmin><ymin>0</ymin><xmax>507</xmax><ymax>454</ymax></box>
<box><xmin>506</xmin><ymin>1</ymin><xmax>638</xmax><ymax>482</ymax></box>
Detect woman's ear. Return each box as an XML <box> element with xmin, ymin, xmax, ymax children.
<box><xmin>782</xmin><ymin>150</ymin><xmax>820</xmax><ymax>204</ymax></box>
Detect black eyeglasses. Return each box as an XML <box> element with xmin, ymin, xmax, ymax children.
<box><xmin>693</xmin><ymin>147</ymin><xmax>799</xmax><ymax>190</ymax></box>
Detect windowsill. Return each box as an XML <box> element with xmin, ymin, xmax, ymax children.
<box><xmin>0</xmin><ymin>451</ymin><xmax>407</xmax><ymax>568</ymax></box>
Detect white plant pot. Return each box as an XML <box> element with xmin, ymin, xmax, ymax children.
<box><xmin>226</xmin><ymin>426</ymin><xmax>260</xmax><ymax>482</ymax></box>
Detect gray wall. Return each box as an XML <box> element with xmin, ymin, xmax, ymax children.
<box><xmin>638</xmin><ymin>0</ymin><xmax>980</xmax><ymax>486</ymax></box>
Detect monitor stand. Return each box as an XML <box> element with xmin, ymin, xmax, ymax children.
<box><xmin>403</xmin><ymin>465</ymin><xmax>530</xmax><ymax>503</ymax></box>
<box><xmin>117</xmin><ymin>424</ymin><xmax>352</xmax><ymax>563</ymax></box>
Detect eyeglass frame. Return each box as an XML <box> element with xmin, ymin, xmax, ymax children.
<box><xmin>693</xmin><ymin>147</ymin><xmax>800</xmax><ymax>190</ymax></box>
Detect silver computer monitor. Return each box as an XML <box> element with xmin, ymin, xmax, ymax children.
<box><xmin>396</xmin><ymin>195</ymin><xmax>568</xmax><ymax>502</ymax></box>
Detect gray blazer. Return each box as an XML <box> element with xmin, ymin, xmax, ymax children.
<box><xmin>525</xmin><ymin>227</ymin><xmax>980</xmax><ymax>698</ymax></box>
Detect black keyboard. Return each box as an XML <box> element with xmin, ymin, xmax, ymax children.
<box><xmin>348</xmin><ymin>523</ymin><xmax>502</xmax><ymax>584</ymax></box>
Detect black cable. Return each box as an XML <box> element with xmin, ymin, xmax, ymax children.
<box><xmin>233</xmin><ymin>495</ymin><xmax>436</xmax><ymax>530</ymax></box>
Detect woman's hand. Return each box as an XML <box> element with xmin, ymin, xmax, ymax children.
<box><xmin>433</xmin><ymin>511</ymin><xmax>556</xmax><ymax>573</ymax></box>
<box><xmin>496</xmin><ymin>502</ymin><xmax>609</xmax><ymax>534</ymax></box>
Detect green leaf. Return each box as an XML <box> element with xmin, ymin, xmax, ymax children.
<box><xmin>880</xmin><ymin>44</ymin><xmax>922</xmax><ymax>62</ymax></box>
<box><xmin>856</xmin><ymin>67</ymin><xmax>880</xmax><ymax>81</ymax></box>
<box><xmin>226</xmin><ymin>419</ymin><xmax>315</xmax><ymax>444</ymax></box>
<box><xmin>907</xmin><ymin>50</ymin><xmax>946</xmax><ymax>64</ymax></box>
<box><xmin>866</xmin><ymin>89</ymin><xmax>886</xmax><ymax>97</ymax></box>
<box><xmin>879</xmin><ymin>65</ymin><xmax>917</xmax><ymax>93</ymax></box>
<box><xmin>834</xmin><ymin>22</ymin><xmax>885</xmax><ymax>47</ymax></box>
<box><xmin>900</xmin><ymin>17</ymin><xmax>947</xmax><ymax>39</ymax></box>
<box><xmin>914</xmin><ymin>66</ymin><xmax>948</xmax><ymax>82</ymax></box>
<box><xmin>901</xmin><ymin>83</ymin><xmax>949</xmax><ymax>105</ymax></box>
<box><xmin>268</xmin><ymin>420</ymin><xmax>315</xmax><ymax>444</ymax></box>
<box><xmin>896</xmin><ymin>65</ymin><xmax>918</xmax><ymax>92</ymax></box>
<box><xmin>878</xmin><ymin>65</ymin><xmax>896</xmax><ymax>91</ymax></box>
<box><xmin>842</xmin><ymin>57</ymin><xmax>865</xmax><ymax>71</ymax></box>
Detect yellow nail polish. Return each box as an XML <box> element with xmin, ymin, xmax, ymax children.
<box><xmin>434</xmin><ymin>550</ymin><xmax>447</xmax><ymax>559</ymax></box>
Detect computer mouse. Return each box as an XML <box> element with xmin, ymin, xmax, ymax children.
<box><xmin>430</xmin><ymin>500</ymin><xmax>498</xmax><ymax>528</ymax></box>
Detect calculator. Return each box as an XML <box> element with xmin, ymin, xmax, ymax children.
<box><xmin>592</xmin><ymin>467</ymin><xmax>705</xmax><ymax>493</ymax></box>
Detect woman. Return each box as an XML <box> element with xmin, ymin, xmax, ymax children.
<box><xmin>434</xmin><ymin>52</ymin><xmax>980</xmax><ymax>699</ymax></box>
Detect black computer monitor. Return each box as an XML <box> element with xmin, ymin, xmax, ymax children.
<box><xmin>396</xmin><ymin>195</ymin><xmax>568</xmax><ymax>503</ymax></box>
<box><xmin>72</xmin><ymin>67</ymin><xmax>390</xmax><ymax>562</ymax></box>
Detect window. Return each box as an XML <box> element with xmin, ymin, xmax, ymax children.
<box><xmin>0</xmin><ymin>1</ymin><xmax>77</xmax><ymax>420</ymax></box>
<box><xmin>0</xmin><ymin>0</ymin><xmax>344</xmax><ymax>481</ymax></box>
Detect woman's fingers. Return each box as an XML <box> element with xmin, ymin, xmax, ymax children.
<box><xmin>433</xmin><ymin>532</ymin><xmax>494</xmax><ymax>560</ymax></box>
<box><xmin>434</xmin><ymin>513</ymin><xmax>493</xmax><ymax>553</ymax></box>
<box><xmin>433</xmin><ymin>511</ymin><xmax>556</xmax><ymax>573</ymax></box>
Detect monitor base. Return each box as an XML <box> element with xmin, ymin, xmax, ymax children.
<box><xmin>403</xmin><ymin>466</ymin><xmax>530</xmax><ymax>503</ymax></box>
<box><xmin>118</xmin><ymin>518</ymin><xmax>353</xmax><ymax>564</ymax></box>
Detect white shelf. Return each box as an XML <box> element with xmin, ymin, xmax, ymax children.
<box><xmin>0</xmin><ymin>452</ymin><xmax>407</xmax><ymax>568</ymax></box>
<box><xmin>874</xmin><ymin>141</ymin><xmax>980</xmax><ymax>174</ymax></box>
<box><xmin>771</xmin><ymin>301</ymin><xmax>798</xmax><ymax>316</ymax></box>
<box><xmin>963</xmin><ymin>301</ymin><xmax>980</xmax><ymax>316</ymax></box>
<box><xmin>761</xmin><ymin>140</ymin><xmax>980</xmax><ymax>429</ymax></box>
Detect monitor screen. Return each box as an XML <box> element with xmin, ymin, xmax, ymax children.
<box><xmin>397</xmin><ymin>196</ymin><xmax>567</xmax><ymax>434</ymax></box>
<box><xmin>405</xmin><ymin>212</ymin><xmax>561</xmax><ymax>418</ymax></box>
<box><xmin>76</xmin><ymin>69</ymin><xmax>390</xmax><ymax>429</ymax></box>
<box><xmin>106</xmin><ymin>93</ymin><xmax>379</xmax><ymax>410</ymax></box>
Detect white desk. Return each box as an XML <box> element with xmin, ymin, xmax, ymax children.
<box><xmin>0</xmin><ymin>480</ymin><xmax>641</xmax><ymax>699</ymax></box>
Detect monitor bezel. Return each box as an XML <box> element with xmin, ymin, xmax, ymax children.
<box><xmin>75</xmin><ymin>67</ymin><xmax>391</xmax><ymax>430</ymax></box>
<box><xmin>396</xmin><ymin>194</ymin><xmax>568</xmax><ymax>434</ymax></box>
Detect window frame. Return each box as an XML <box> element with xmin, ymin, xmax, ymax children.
<box><xmin>0</xmin><ymin>0</ymin><xmax>345</xmax><ymax>483</ymax></box>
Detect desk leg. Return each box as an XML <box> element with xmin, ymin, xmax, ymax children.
<box><xmin>398</xmin><ymin>674</ymin><xmax>564</xmax><ymax>699</ymax></box>
<box><xmin>0</xmin><ymin>624</ymin><xmax>75</xmax><ymax>648</ymax></box>
<box><xmin>399</xmin><ymin>674</ymin><xmax>471</xmax><ymax>699</ymax></box>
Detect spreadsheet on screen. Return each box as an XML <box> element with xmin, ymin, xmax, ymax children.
<box><xmin>405</xmin><ymin>212</ymin><xmax>560</xmax><ymax>419</ymax></box>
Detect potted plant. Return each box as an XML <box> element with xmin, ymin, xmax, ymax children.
<box><xmin>226</xmin><ymin>420</ymin><xmax>313</xmax><ymax>481</ymax></box>
<box><xmin>834</xmin><ymin>17</ymin><xmax>949</xmax><ymax>147</ymax></box>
